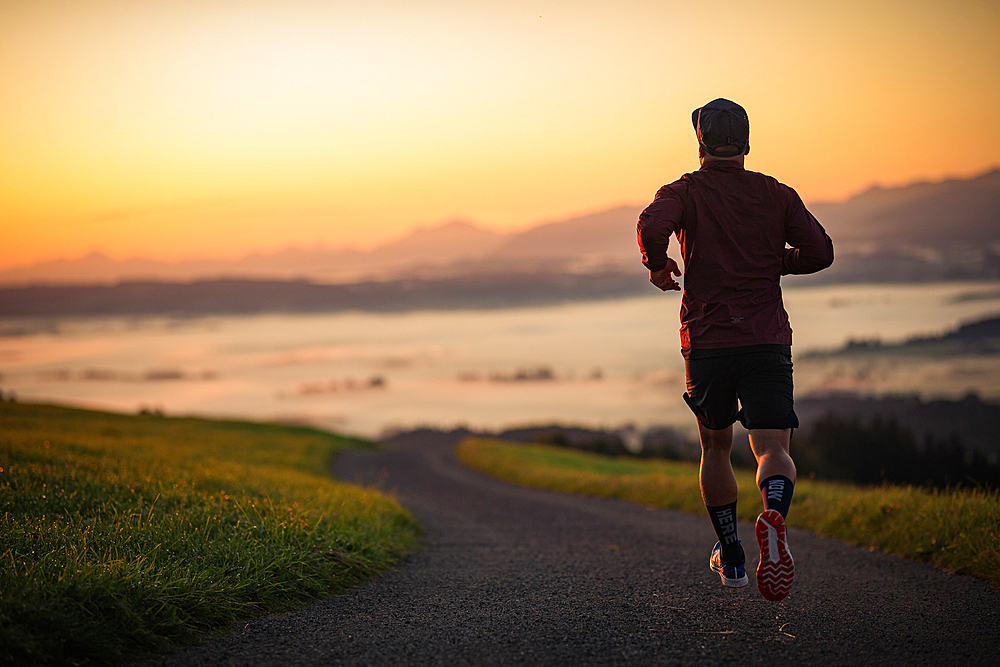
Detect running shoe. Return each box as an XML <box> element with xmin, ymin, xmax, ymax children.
<box><xmin>709</xmin><ymin>541</ymin><xmax>748</xmax><ymax>588</ymax></box>
<box><xmin>755</xmin><ymin>509</ymin><xmax>794</xmax><ymax>601</ymax></box>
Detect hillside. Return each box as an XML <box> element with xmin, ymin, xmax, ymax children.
<box><xmin>810</xmin><ymin>169</ymin><xmax>1000</xmax><ymax>248</ymax></box>
<box><xmin>807</xmin><ymin>314</ymin><xmax>1000</xmax><ymax>357</ymax></box>
<box><xmin>798</xmin><ymin>168</ymin><xmax>1000</xmax><ymax>283</ymax></box>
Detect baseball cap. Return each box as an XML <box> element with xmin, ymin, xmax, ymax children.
<box><xmin>692</xmin><ymin>98</ymin><xmax>749</xmax><ymax>157</ymax></box>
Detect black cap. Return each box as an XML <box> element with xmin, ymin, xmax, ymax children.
<box><xmin>692</xmin><ymin>98</ymin><xmax>749</xmax><ymax>157</ymax></box>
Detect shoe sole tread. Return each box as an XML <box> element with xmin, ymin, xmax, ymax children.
<box><xmin>755</xmin><ymin>509</ymin><xmax>794</xmax><ymax>601</ymax></box>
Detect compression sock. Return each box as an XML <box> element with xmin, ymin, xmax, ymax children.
<box><xmin>706</xmin><ymin>501</ymin><xmax>743</xmax><ymax>563</ymax></box>
<box><xmin>759</xmin><ymin>475</ymin><xmax>794</xmax><ymax>519</ymax></box>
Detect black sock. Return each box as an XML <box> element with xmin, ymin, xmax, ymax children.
<box><xmin>706</xmin><ymin>502</ymin><xmax>742</xmax><ymax>563</ymax></box>
<box><xmin>759</xmin><ymin>475</ymin><xmax>794</xmax><ymax>519</ymax></box>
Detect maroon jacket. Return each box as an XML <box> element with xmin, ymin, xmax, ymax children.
<box><xmin>637</xmin><ymin>160</ymin><xmax>834</xmax><ymax>349</ymax></box>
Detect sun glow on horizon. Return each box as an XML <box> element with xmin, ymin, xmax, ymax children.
<box><xmin>2</xmin><ymin>0</ymin><xmax>998</xmax><ymax>269</ymax></box>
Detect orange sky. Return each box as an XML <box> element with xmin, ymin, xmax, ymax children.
<box><xmin>1</xmin><ymin>0</ymin><xmax>998</xmax><ymax>269</ymax></box>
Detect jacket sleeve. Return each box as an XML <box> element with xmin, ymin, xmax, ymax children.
<box><xmin>781</xmin><ymin>187</ymin><xmax>834</xmax><ymax>275</ymax></box>
<box><xmin>637</xmin><ymin>185</ymin><xmax>684</xmax><ymax>272</ymax></box>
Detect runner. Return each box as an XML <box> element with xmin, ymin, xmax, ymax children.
<box><xmin>636</xmin><ymin>98</ymin><xmax>834</xmax><ymax>600</ymax></box>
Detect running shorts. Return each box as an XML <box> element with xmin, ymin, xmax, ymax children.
<box><xmin>682</xmin><ymin>344</ymin><xmax>799</xmax><ymax>431</ymax></box>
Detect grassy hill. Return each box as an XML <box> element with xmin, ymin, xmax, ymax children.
<box><xmin>0</xmin><ymin>402</ymin><xmax>418</xmax><ymax>666</ymax></box>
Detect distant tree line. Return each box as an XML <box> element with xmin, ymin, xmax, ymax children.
<box><xmin>794</xmin><ymin>391</ymin><xmax>1000</xmax><ymax>463</ymax></box>
<box><xmin>793</xmin><ymin>413</ymin><xmax>1000</xmax><ymax>490</ymax></box>
<box><xmin>503</xmin><ymin>416</ymin><xmax>1000</xmax><ymax>490</ymax></box>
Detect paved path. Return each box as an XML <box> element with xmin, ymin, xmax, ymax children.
<box><xmin>141</xmin><ymin>433</ymin><xmax>1000</xmax><ymax>666</ymax></box>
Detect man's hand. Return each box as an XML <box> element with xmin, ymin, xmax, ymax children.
<box><xmin>649</xmin><ymin>258</ymin><xmax>682</xmax><ymax>291</ymax></box>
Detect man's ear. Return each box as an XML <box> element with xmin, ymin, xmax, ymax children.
<box><xmin>744</xmin><ymin>144</ymin><xmax>751</xmax><ymax>156</ymax></box>
<box><xmin>699</xmin><ymin>145</ymin><xmax>706</xmax><ymax>159</ymax></box>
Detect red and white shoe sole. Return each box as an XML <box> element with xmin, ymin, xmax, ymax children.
<box><xmin>755</xmin><ymin>509</ymin><xmax>794</xmax><ymax>601</ymax></box>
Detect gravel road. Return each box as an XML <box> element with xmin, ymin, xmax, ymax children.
<box><xmin>139</xmin><ymin>432</ymin><xmax>1000</xmax><ymax>666</ymax></box>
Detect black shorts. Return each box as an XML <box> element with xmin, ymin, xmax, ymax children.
<box><xmin>682</xmin><ymin>344</ymin><xmax>799</xmax><ymax>431</ymax></box>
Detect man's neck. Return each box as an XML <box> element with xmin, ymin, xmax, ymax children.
<box><xmin>700</xmin><ymin>154</ymin><xmax>746</xmax><ymax>168</ymax></box>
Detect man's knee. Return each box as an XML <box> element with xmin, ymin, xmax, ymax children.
<box><xmin>748</xmin><ymin>428</ymin><xmax>792</xmax><ymax>458</ymax></box>
<box><xmin>700</xmin><ymin>423</ymin><xmax>734</xmax><ymax>453</ymax></box>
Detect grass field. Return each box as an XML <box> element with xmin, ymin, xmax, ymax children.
<box><xmin>457</xmin><ymin>438</ymin><xmax>1000</xmax><ymax>589</ymax></box>
<box><xmin>0</xmin><ymin>401</ymin><xmax>419</xmax><ymax>666</ymax></box>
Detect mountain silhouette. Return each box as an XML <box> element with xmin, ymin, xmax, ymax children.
<box><xmin>2</xmin><ymin>168</ymin><xmax>998</xmax><ymax>286</ymax></box>
<box><xmin>811</xmin><ymin>168</ymin><xmax>1000</xmax><ymax>249</ymax></box>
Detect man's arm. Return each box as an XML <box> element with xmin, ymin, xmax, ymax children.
<box><xmin>781</xmin><ymin>188</ymin><xmax>834</xmax><ymax>275</ymax></box>
<box><xmin>637</xmin><ymin>185</ymin><xmax>684</xmax><ymax>273</ymax></box>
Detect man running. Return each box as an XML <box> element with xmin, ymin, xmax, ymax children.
<box><xmin>636</xmin><ymin>98</ymin><xmax>834</xmax><ymax>601</ymax></box>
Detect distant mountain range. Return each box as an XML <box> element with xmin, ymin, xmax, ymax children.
<box><xmin>2</xmin><ymin>168</ymin><xmax>998</xmax><ymax>286</ymax></box>
<box><xmin>0</xmin><ymin>206</ymin><xmax>643</xmax><ymax>286</ymax></box>
<box><xmin>810</xmin><ymin>168</ymin><xmax>1000</xmax><ymax>249</ymax></box>
<box><xmin>801</xmin><ymin>168</ymin><xmax>1000</xmax><ymax>284</ymax></box>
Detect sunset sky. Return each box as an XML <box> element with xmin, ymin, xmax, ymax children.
<box><xmin>2</xmin><ymin>0</ymin><xmax>998</xmax><ymax>270</ymax></box>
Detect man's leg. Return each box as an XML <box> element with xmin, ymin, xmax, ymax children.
<box><xmin>699</xmin><ymin>423</ymin><xmax>737</xmax><ymax>506</ymax></box>
<box><xmin>684</xmin><ymin>353</ymin><xmax>745</xmax><ymax>586</ymax></box>
<box><xmin>748</xmin><ymin>428</ymin><xmax>795</xmax><ymax>517</ymax></box>
<box><xmin>699</xmin><ymin>422</ymin><xmax>747</xmax><ymax>586</ymax></box>
<box><xmin>748</xmin><ymin>428</ymin><xmax>795</xmax><ymax>601</ymax></box>
<box><xmin>748</xmin><ymin>429</ymin><xmax>796</xmax><ymax>488</ymax></box>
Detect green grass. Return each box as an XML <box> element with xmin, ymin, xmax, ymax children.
<box><xmin>0</xmin><ymin>402</ymin><xmax>419</xmax><ymax>666</ymax></box>
<box><xmin>457</xmin><ymin>438</ymin><xmax>1000</xmax><ymax>589</ymax></box>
